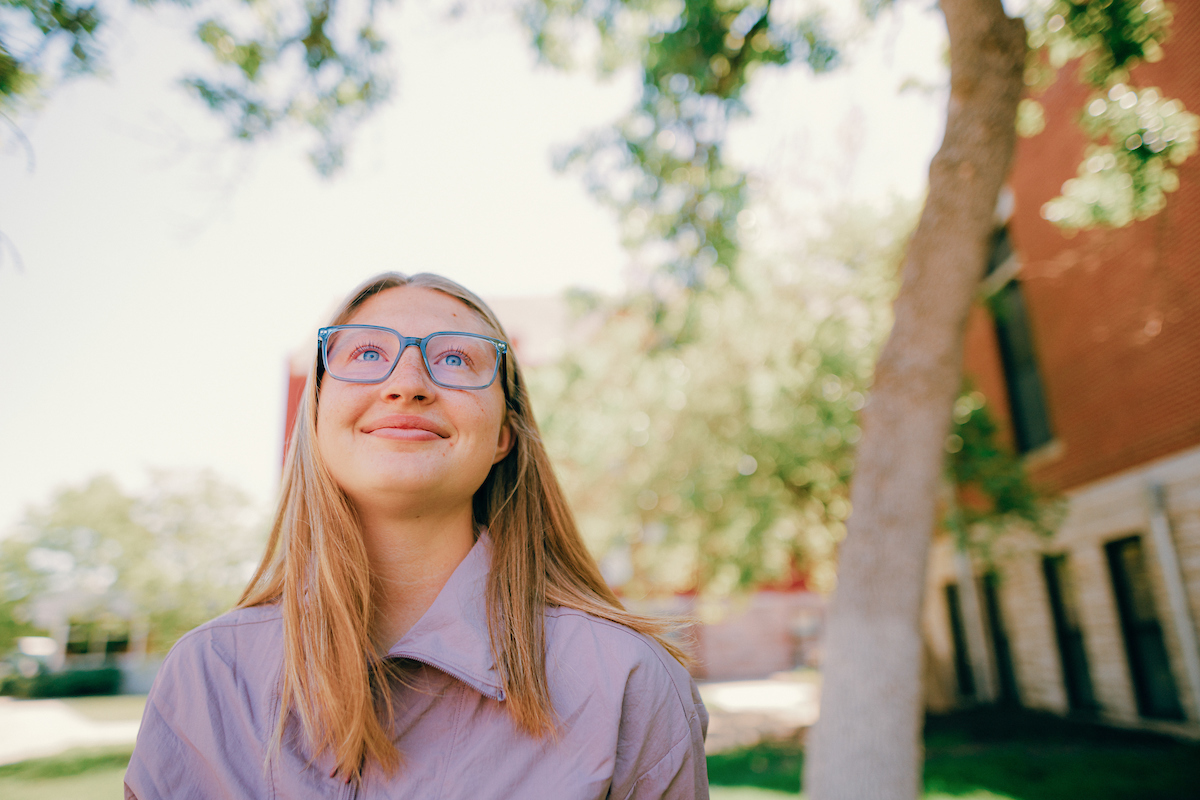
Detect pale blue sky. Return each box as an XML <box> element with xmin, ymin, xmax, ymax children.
<box><xmin>0</xmin><ymin>0</ymin><xmax>947</xmax><ymax>529</ymax></box>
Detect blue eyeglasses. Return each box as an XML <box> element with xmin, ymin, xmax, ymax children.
<box><xmin>318</xmin><ymin>325</ymin><xmax>508</xmax><ymax>390</ymax></box>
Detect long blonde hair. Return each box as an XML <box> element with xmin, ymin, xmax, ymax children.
<box><xmin>239</xmin><ymin>272</ymin><xmax>687</xmax><ymax>781</ymax></box>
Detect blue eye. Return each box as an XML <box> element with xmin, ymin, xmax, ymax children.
<box><xmin>347</xmin><ymin>344</ymin><xmax>389</xmax><ymax>364</ymax></box>
<box><xmin>444</xmin><ymin>354</ymin><xmax>464</xmax><ymax>367</ymax></box>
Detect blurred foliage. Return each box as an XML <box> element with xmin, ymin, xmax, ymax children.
<box><xmin>0</xmin><ymin>0</ymin><xmax>101</xmax><ymax>103</ymax></box>
<box><xmin>1022</xmin><ymin>0</ymin><xmax>1198</xmax><ymax>231</ymax></box>
<box><xmin>532</xmin><ymin>203</ymin><xmax>1054</xmax><ymax>598</ymax></box>
<box><xmin>532</xmin><ymin>203</ymin><xmax>904</xmax><ymax>597</ymax></box>
<box><xmin>182</xmin><ymin>0</ymin><xmax>392</xmax><ymax>175</ymax></box>
<box><xmin>0</xmin><ymin>0</ymin><xmax>392</xmax><ymax>174</ymax></box>
<box><xmin>1024</xmin><ymin>0</ymin><xmax>1171</xmax><ymax>87</ymax></box>
<box><xmin>0</xmin><ymin>471</ymin><xmax>265</xmax><ymax>655</ymax></box>
<box><xmin>529</xmin><ymin>0</ymin><xmax>839</xmax><ymax>286</ymax></box>
<box><xmin>0</xmin><ymin>596</ymin><xmax>41</xmax><ymax>656</ymax></box>
<box><xmin>5</xmin><ymin>0</ymin><xmax>1193</xmax><ymax>190</ymax></box>
<box><xmin>530</xmin><ymin>0</ymin><xmax>1197</xmax><ymax>270</ymax></box>
<box><xmin>1040</xmin><ymin>84</ymin><xmax>1199</xmax><ymax>229</ymax></box>
<box><xmin>943</xmin><ymin>389</ymin><xmax>1063</xmax><ymax>550</ymax></box>
<box><xmin>1</xmin><ymin>666</ymin><xmax>121</xmax><ymax>697</ymax></box>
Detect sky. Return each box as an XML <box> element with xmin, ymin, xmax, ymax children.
<box><xmin>0</xmin><ymin>0</ymin><xmax>948</xmax><ymax>530</ymax></box>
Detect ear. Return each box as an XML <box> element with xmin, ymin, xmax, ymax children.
<box><xmin>492</xmin><ymin>421</ymin><xmax>515</xmax><ymax>465</ymax></box>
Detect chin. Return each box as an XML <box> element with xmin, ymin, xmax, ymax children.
<box><xmin>346</xmin><ymin>472</ymin><xmax>459</xmax><ymax>508</ymax></box>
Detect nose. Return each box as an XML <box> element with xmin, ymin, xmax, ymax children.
<box><xmin>379</xmin><ymin>343</ymin><xmax>436</xmax><ymax>401</ymax></box>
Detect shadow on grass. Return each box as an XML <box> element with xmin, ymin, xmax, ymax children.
<box><xmin>706</xmin><ymin>708</ymin><xmax>1200</xmax><ymax>800</ymax></box>
<box><xmin>923</xmin><ymin>708</ymin><xmax>1200</xmax><ymax>800</ymax></box>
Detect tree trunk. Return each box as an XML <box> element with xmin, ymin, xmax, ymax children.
<box><xmin>803</xmin><ymin>2</ymin><xmax>1025</xmax><ymax>799</ymax></box>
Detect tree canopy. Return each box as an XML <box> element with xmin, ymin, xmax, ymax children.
<box><xmin>533</xmin><ymin>199</ymin><xmax>1057</xmax><ymax>601</ymax></box>
<box><xmin>526</xmin><ymin>0</ymin><xmax>1196</xmax><ymax>264</ymax></box>
<box><xmin>4</xmin><ymin>0</ymin><xmax>1194</xmax><ymax>189</ymax></box>
<box><xmin>533</xmin><ymin>202</ymin><xmax>903</xmax><ymax>599</ymax></box>
<box><xmin>1</xmin><ymin>0</ymin><xmax>393</xmax><ymax>173</ymax></box>
<box><xmin>0</xmin><ymin>471</ymin><xmax>265</xmax><ymax>655</ymax></box>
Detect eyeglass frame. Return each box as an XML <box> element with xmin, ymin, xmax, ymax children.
<box><xmin>317</xmin><ymin>324</ymin><xmax>510</xmax><ymax>391</ymax></box>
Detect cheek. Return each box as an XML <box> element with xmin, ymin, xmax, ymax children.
<box><xmin>313</xmin><ymin>406</ymin><xmax>337</xmax><ymax>470</ymax></box>
<box><xmin>471</xmin><ymin>395</ymin><xmax>507</xmax><ymax>442</ymax></box>
<box><xmin>314</xmin><ymin>388</ymin><xmax>356</xmax><ymax>459</ymax></box>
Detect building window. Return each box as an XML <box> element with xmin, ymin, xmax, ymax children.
<box><xmin>985</xmin><ymin>226</ymin><xmax>1016</xmax><ymax>278</ymax></box>
<box><xmin>1105</xmin><ymin>536</ymin><xmax>1185</xmax><ymax>720</ymax></box>
<box><xmin>1042</xmin><ymin>554</ymin><xmax>1097</xmax><ymax>713</ymax></box>
<box><xmin>945</xmin><ymin>583</ymin><xmax>976</xmax><ymax>701</ymax></box>
<box><xmin>986</xmin><ymin>227</ymin><xmax>1054</xmax><ymax>454</ymax></box>
<box><xmin>981</xmin><ymin>572</ymin><xmax>1020</xmax><ymax>706</ymax></box>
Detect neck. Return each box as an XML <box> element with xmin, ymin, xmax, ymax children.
<box><xmin>356</xmin><ymin>501</ymin><xmax>478</xmax><ymax>650</ymax></box>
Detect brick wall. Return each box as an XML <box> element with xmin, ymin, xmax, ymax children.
<box><xmin>632</xmin><ymin>591</ymin><xmax>825</xmax><ymax>682</ymax></box>
<box><xmin>694</xmin><ymin>591</ymin><xmax>826</xmax><ymax>681</ymax></box>
<box><xmin>962</xmin><ymin>0</ymin><xmax>1200</xmax><ymax>494</ymax></box>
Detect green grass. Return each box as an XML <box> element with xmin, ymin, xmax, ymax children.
<box><xmin>3</xmin><ymin>708</ymin><xmax>1197</xmax><ymax>799</ymax></box>
<box><xmin>707</xmin><ymin>790</ymin><xmax>1016</xmax><ymax>800</ymax></box>
<box><xmin>709</xmin><ymin>738</ymin><xmax>807</xmax><ymax>794</ymax></box>
<box><xmin>921</xmin><ymin>709</ymin><xmax>1200</xmax><ymax>800</ymax></box>
<box><xmin>0</xmin><ymin>746</ymin><xmax>133</xmax><ymax>800</ymax></box>
<box><xmin>707</xmin><ymin>708</ymin><xmax>1200</xmax><ymax>800</ymax></box>
<box><xmin>0</xmin><ymin>766</ymin><xmax>128</xmax><ymax>800</ymax></box>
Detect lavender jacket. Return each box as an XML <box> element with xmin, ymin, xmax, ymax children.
<box><xmin>124</xmin><ymin>538</ymin><xmax>710</xmax><ymax>799</ymax></box>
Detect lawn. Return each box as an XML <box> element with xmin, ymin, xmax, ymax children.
<box><xmin>708</xmin><ymin>708</ymin><xmax>1200</xmax><ymax>800</ymax></box>
<box><xmin>0</xmin><ymin>747</ymin><xmax>132</xmax><ymax>800</ymax></box>
<box><xmin>3</xmin><ymin>708</ymin><xmax>1196</xmax><ymax>799</ymax></box>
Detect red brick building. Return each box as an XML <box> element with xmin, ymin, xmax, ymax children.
<box><xmin>923</xmin><ymin>5</ymin><xmax>1200</xmax><ymax>737</ymax></box>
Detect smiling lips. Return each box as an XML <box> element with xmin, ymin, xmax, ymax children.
<box><xmin>362</xmin><ymin>415</ymin><xmax>449</xmax><ymax>441</ymax></box>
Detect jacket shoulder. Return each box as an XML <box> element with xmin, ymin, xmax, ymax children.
<box><xmin>128</xmin><ymin>606</ymin><xmax>283</xmax><ymax>799</ymax></box>
<box><xmin>543</xmin><ymin>606</ymin><xmax>709</xmax><ymax>799</ymax></box>
<box><xmin>159</xmin><ymin>603</ymin><xmax>283</xmax><ymax>683</ymax></box>
<box><xmin>545</xmin><ymin>607</ymin><xmax>686</xmax><ymax>674</ymax></box>
<box><xmin>543</xmin><ymin>606</ymin><xmax>702</xmax><ymax>720</ymax></box>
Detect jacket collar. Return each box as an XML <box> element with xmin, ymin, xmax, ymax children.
<box><xmin>383</xmin><ymin>534</ymin><xmax>505</xmax><ymax>701</ymax></box>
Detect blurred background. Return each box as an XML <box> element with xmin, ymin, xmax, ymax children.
<box><xmin>1</xmin><ymin>0</ymin><xmax>1199</xmax><ymax>797</ymax></box>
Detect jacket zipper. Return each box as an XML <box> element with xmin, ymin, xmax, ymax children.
<box><xmin>389</xmin><ymin>652</ymin><xmax>505</xmax><ymax>701</ymax></box>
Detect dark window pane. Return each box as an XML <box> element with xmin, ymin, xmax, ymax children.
<box><xmin>1105</xmin><ymin>536</ymin><xmax>1184</xmax><ymax>720</ymax></box>
<box><xmin>986</xmin><ymin>227</ymin><xmax>1015</xmax><ymax>276</ymax></box>
<box><xmin>1043</xmin><ymin>555</ymin><xmax>1097</xmax><ymax>713</ymax></box>
<box><xmin>982</xmin><ymin>572</ymin><xmax>1020</xmax><ymax>706</ymax></box>
<box><xmin>945</xmin><ymin>584</ymin><xmax>975</xmax><ymax>700</ymax></box>
<box><xmin>993</xmin><ymin>280</ymin><xmax>1054</xmax><ymax>453</ymax></box>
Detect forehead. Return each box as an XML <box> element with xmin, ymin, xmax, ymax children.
<box><xmin>346</xmin><ymin>286</ymin><xmax>492</xmax><ymax>337</ymax></box>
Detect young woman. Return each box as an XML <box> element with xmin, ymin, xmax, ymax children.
<box><xmin>124</xmin><ymin>273</ymin><xmax>709</xmax><ymax>799</ymax></box>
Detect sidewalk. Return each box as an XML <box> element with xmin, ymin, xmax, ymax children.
<box><xmin>699</xmin><ymin>675</ymin><xmax>820</xmax><ymax>754</ymax></box>
<box><xmin>0</xmin><ymin>696</ymin><xmax>142</xmax><ymax>765</ymax></box>
<box><xmin>0</xmin><ymin>674</ymin><xmax>820</xmax><ymax>765</ymax></box>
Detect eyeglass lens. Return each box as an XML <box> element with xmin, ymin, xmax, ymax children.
<box><xmin>324</xmin><ymin>329</ymin><xmax>499</xmax><ymax>388</ymax></box>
